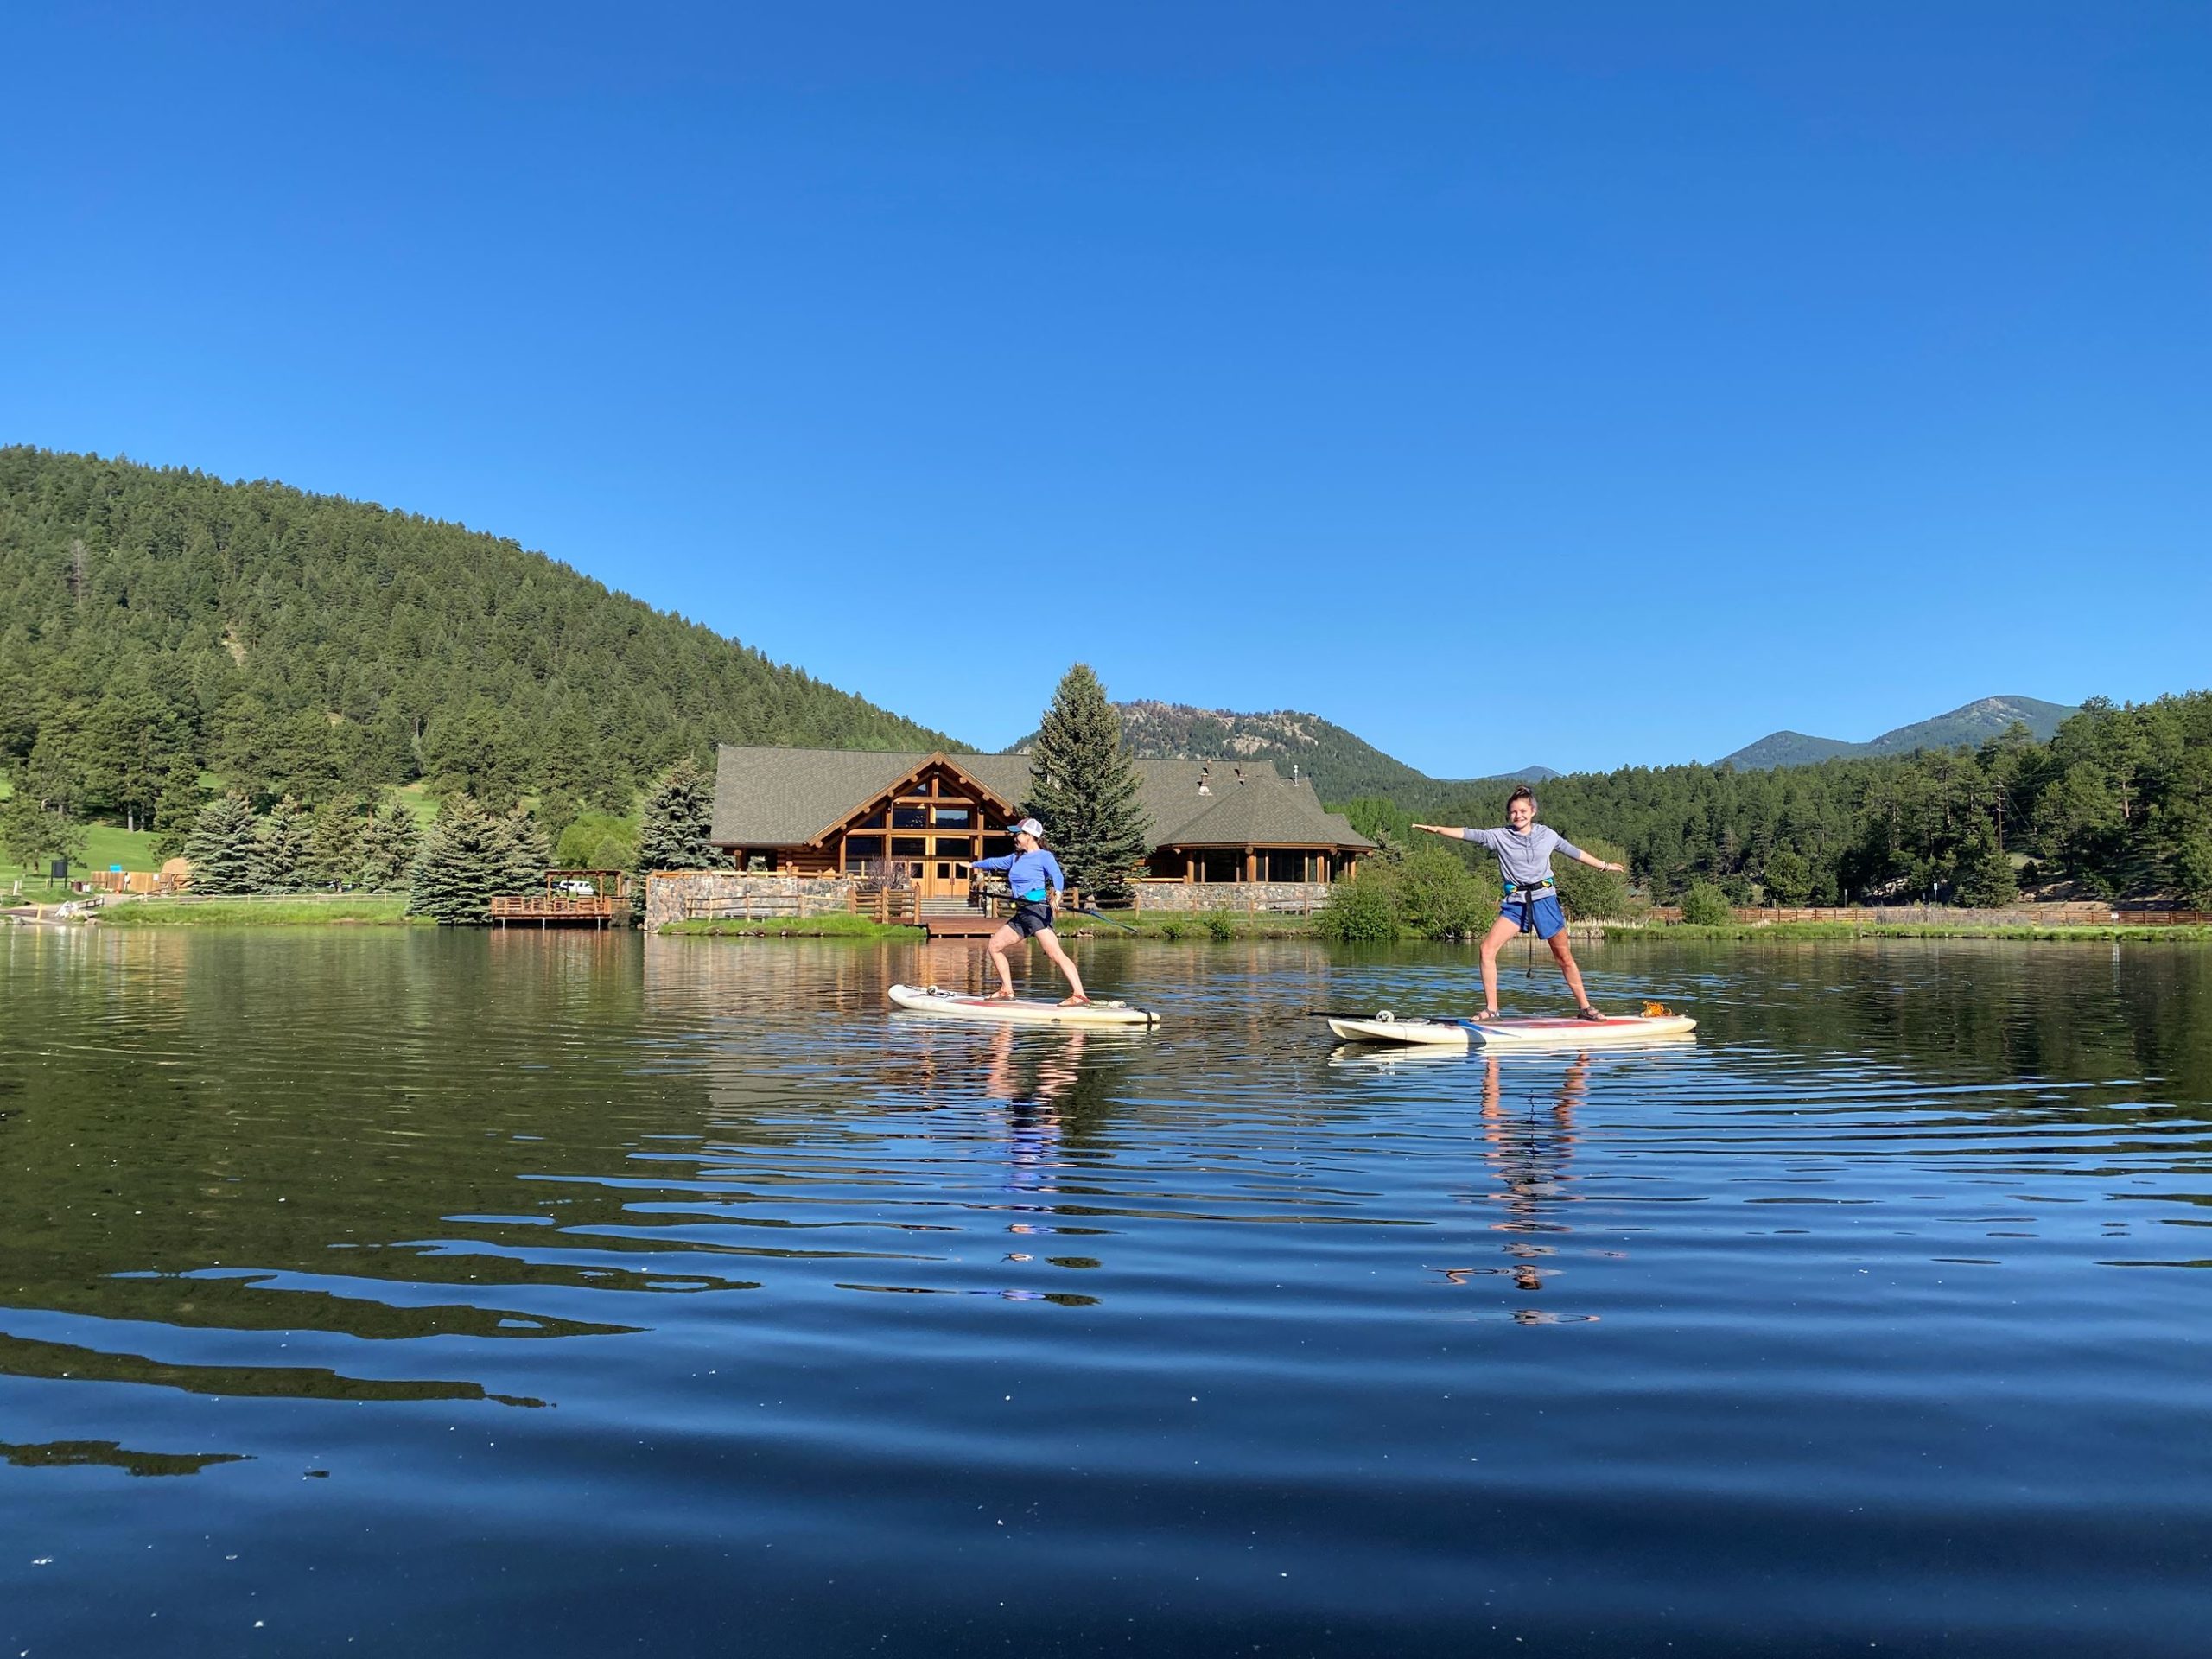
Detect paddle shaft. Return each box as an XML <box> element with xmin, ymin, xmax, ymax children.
<box><xmin>981</xmin><ymin>886</ymin><xmax>1141</xmax><ymax>933</ymax></box>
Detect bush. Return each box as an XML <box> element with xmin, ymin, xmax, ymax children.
<box><xmin>1678</xmin><ymin>881</ymin><xmax>1732</xmax><ymax>926</ymax></box>
<box><xmin>1553</xmin><ymin>835</ymin><xmax>1635</xmax><ymax>920</ymax></box>
<box><xmin>1314</xmin><ymin>872</ymin><xmax>1402</xmax><ymax>943</ymax></box>
<box><xmin>1389</xmin><ymin>844</ymin><xmax>1491</xmax><ymax>938</ymax></box>
<box><xmin>555</xmin><ymin>810</ymin><xmax>639</xmax><ymax>872</ymax></box>
<box><xmin>1155</xmin><ymin>916</ymin><xmax>1191</xmax><ymax>940</ymax></box>
<box><xmin>1202</xmin><ymin>908</ymin><xmax>1235</xmax><ymax>940</ymax></box>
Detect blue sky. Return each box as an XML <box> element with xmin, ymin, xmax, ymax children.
<box><xmin>3</xmin><ymin>3</ymin><xmax>2205</xmax><ymax>775</ymax></box>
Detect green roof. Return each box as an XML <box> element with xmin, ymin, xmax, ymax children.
<box><xmin>710</xmin><ymin>747</ymin><xmax>1372</xmax><ymax>852</ymax></box>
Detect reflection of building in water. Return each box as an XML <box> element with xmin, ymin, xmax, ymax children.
<box><xmin>1441</xmin><ymin>1054</ymin><xmax>1591</xmax><ymax>1323</ymax></box>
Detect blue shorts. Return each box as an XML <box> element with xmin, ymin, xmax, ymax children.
<box><xmin>1500</xmin><ymin>893</ymin><xmax>1566</xmax><ymax>939</ymax></box>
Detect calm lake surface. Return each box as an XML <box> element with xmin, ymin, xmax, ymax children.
<box><xmin>5</xmin><ymin>930</ymin><xmax>2211</xmax><ymax>1656</ymax></box>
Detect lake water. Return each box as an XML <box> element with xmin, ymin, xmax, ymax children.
<box><xmin>4</xmin><ymin>929</ymin><xmax>2211</xmax><ymax>1656</ymax></box>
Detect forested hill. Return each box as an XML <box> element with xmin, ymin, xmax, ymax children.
<box><xmin>1011</xmin><ymin>699</ymin><xmax>1554</xmax><ymax>804</ymax></box>
<box><xmin>1344</xmin><ymin>692</ymin><xmax>2212</xmax><ymax>907</ymax></box>
<box><xmin>0</xmin><ymin>448</ymin><xmax>953</xmax><ymax>825</ymax></box>
<box><xmin>1719</xmin><ymin>696</ymin><xmax>2078</xmax><ymax>770</ymax></box>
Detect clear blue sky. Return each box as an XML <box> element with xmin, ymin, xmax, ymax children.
<box><xmin>3</xmin><ymin>3</ymin><xmax>2205</xmax><ymax>776</ymax></box>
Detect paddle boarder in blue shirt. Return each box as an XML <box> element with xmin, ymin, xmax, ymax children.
<box><xmin>1414</xmin><ymin>786</ymin><xmax>1627</xmax><ymax>1022</ymax></box>
<box><xmin>972</xmin><ymin>817</ymin><xmax>1090</xmax><ymax>1006</ymax></box>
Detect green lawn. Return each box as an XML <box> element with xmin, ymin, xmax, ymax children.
<box><xmin>659</xmin><ymin>915</ymin><xmax>925</xmax><ymax>940</ymax></box>
<box><xmin>101</xmin><ymin>895</ymin><xmax>419</xmax><ymax>926</ymax></box>
<box><xmin>1604</xmin><ymin>921</ymin><xmax>2212</xmax><ymax>943</ymax></box>
<box><xmin>0</xmin><ymin>822</ymin><xmax>162</xmax><ymax>896</ymax></box>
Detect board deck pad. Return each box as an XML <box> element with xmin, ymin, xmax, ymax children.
<box><xmin>1322</xmin><ymin>1009</ymin><xmax>1695</xmax><ymax>1048</ymax></box>
<box><xmin>888</xmin><ymin>983</ymin><xmax>1160</xmax><ymax>1027</ymax></box>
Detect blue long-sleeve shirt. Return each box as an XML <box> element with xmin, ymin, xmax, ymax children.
<box><xmin>973</xmin><ymin>849</ymin><xmax>1065</xmax><ymax>903</ymax></box>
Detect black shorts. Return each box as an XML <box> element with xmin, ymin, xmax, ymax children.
<box><xmin>1007</xmin><ymin>900</ymin><xmax>1054</xmax><ymax>938</ymax></box>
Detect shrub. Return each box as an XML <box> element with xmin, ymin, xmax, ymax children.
<box><xmin>1552</xmin><ymin>835</ymin><xmax>1634</xmax><ymax>920</ymax></box>
<box><xmin>1678</xmin><ymin>881</ymin><xmax>1732</xmax><ymax>926</ymax></box>
<box><xmin>1391</xmin><ymin>844</ymin><xmax>1489</xmax><ymax>939</ymax></box>
<box><xmin>1314</xmin><ymin>872</ymin><xmax>1402</xmax><ymax>943</ymax></box>
<box><xmin>1202</xmin><ymin>908</ymin><xmax>1236</xmax><ymax>941</ymax></box>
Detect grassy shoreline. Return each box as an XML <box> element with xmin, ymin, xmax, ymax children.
<box><xmin>1600</xmin><ymin>920</ymin><xmax>2212</xmax><ymax>943</ymax></box>
<box><xmin>60</xmin><ymin>899</ymin><xmax>2212</xmax><ymax>943</ymax></box>
<box><xmin>658</xmin><ymin>916</ymin><xmax>925</xmax><ymax>940</ymax></box>
<box><xmin>99</xmin><ymin>896</ymin><xmax>419</xmax><ymax>926</ymax></box>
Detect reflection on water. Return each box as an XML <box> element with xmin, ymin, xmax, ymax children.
<box><xmin>4</xmin><ymin>926</ymin><xmax>2212</xmax><ymax>1656</ymax></box>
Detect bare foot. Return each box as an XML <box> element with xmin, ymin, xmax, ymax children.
<box><xmin>987</xmin><ymin>988</ymin><xmax>1018</xmax><ymax>1001</ymax></box>
<box><xmin>1058</xmin><ymin>995</ymin><xmax>1090</xmax><ymax>1007</ymax></box>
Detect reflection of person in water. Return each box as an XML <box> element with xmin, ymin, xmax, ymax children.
<box><xmin>982</xmin><ymin>1024</ymin><xmax>1086</xmax><ymax>1243</ymax></box>
<box><xmin>1442</xmin><ymin>1053</ymin><xmax>1592</xmax><ymax>1318</ymax></box>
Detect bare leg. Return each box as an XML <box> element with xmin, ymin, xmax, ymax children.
<box><xmin>985</xmin><ymin>924</ymin><xmax>1020</xmax><ymax>997</ymax></box>
<box><xmin>1034</xmin><ymin>929</ymin><xmax>1087</xmax><ymax>1003</ymax></box>
<box><xmin>1477</xmin><ymin>914</ymin><xmax>1518</xmax><ymax>1014</ymax></box>
<box><xmin>1548</xmin><ymin>932</ymin><xmax>1593</xmax><ymax>1009</ymax></box>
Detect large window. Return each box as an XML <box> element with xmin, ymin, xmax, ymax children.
<box><xmin>931</xmin><ymin>806</ymin><xmax>971</xmax><ymax>828</ymax></box>
<box><xmin>933</xmin><ymin>837</ymin><xmax>973</xmax><ymax>858</ymax></box>
<box><xmin>892</xmin><ymin>804</ymin><xmax>930</xmax><ymax>830</ymax></box>
<box><xmin>1195</xmin><ymin>851</ymin><xmax>1242</xmax><ymax>884</ymax></box>
<box><xmin>980</xmin><ymin>836</ymin><xmax>1015</xmax><ymax>860</ymax></box>
<box><xmin>844</xmin><ymin>834</ymin><xmax>885</xmax><ymax>862</ymax></box>
<box><xmin>892</xmin><ymin>836</ymin><xmax>928</xmax><ymax>858</ymax></box>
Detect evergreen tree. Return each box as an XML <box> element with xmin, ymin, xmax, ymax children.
<box><xmin>254</xmin><ymin>794</ymin><xmax>313</xmax><ymax>893</ymax></box>
<box><xmin>355</xmin><ymin>798</ymin><xmax>423</xmax><ymax>891</ymax></box>
<box><xmin>182</xmin><ymin>796</ymin><xmax>264</xmax><ymax>894</ymax></box>
<box><xmin>407</xmin><ymin>793</ymin><xmax>505</xmax><ymax>924</ymax></box>
<box><xmin>1762</xmin><ymin>847</ymin><xmax>1815</xmax><ymax>906</ymax></box>
<box><xmin>632</xmin><ymin>757</ymin><xmax>724</xmax><ymax>917</ymax></box>
<box><xmin>149</xmin><ymin>767</ymin><xmax>208</xmax><ymax>862</ymax></box>
<box><xmin>301</xmin><ymin>800</ymin><xmax>365</xmax><ymax>890</ymax></box>
<box><xmin>1021</xmin><ymin>664</ymin><xmax>1150</xmax><ymax>903</ymax></box>
<box><xmin>1</xmin><ymin>790</ymin><xmax>86</xmax><ymax>883</ymax></box>
<box><xmin>1956</xmin><ymin>821</ymin><xmax>2019</xmax><ymax>909</ymax></box>
<box><xmin>490</xmin><ymin>805</ymin><xmax>551</xmax><ymax>897</ymax></box>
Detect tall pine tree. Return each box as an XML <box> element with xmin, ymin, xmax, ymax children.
<box><xmin>181</xmin><ymin>796</ymin><xmax>264</xmax><ymax>893</ymax></box>
<box><xmin>1022</xmin><ymin>664</ymin><xmax>1150</xmax><ymax>904</ymax></box>
<box><xmin>406</xmin><ymin>793</ymin><xmax>505</xmax><ymax>924</ymax></box>
<box><xmin>254</xmin><ymin>794</ymin><xmax>312</xmax><ymax>893</ymax></box>
<box><xmin>632</xmin><ymin>756</ymin><xmax>725</xmax><ymax>920</ymax></box>
<box><xmin>301</xmin><ymin>800</ymin><xmax>365</xmax><ymax>890</ymax></box>
<box><xmin>355</xmin><ymin>798</ymin><xmax>423</xmax><ymax>891</ymax></box>
<box><xmin>491</xmin><ymin>805</ymin><xmax>552</xmax><ymax>897</ymax></box>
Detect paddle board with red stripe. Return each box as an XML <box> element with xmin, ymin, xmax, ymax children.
<box><xmin>1323</xmin><ymin>1009</ymin><xmax>1694</xmax><ymax>1047</ymax></box>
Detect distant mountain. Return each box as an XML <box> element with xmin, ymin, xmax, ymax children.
<box><xmin>1719</xmin><ymin>696</ymin><xmax>2079</xmax><ymax>770</ymax></box>
<box><xmin>1010</xmin><ymin>700</ymin><xmax>1553</xmax><ymax>805</ymax></box>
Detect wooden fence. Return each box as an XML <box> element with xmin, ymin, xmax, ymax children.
<box><xmin>1719</xmin><ymin>904</ymin><xmax>2212</xmax><ymax>927</ymax></box>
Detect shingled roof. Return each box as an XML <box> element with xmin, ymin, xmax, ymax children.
<box><xmin>709</xmin><ymin>747</ymin><xmax>1372</xmax><ymax>851</ymax></box>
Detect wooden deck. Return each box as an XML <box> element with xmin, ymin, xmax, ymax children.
<box><xmin>489</xmin><ymin>894</ymin><xmax>621</xmax><ymax>927</ymax></box>
<box><xmin>921</xmin><ymin>912</ymin><xmax>1003</xmax><ymax>939</ymax></box>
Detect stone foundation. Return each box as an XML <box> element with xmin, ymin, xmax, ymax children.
<box><xmin>645</xmin><ymin>870</ymin><xmax>855</xmax><ymax>930</ymax></box>
<box><xmin>1129</xmin><ymin>880</ymin><xmax>1334</xmax><ymax>914</ymax></box>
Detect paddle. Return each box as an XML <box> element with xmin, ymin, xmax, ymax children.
<box><xmin>976</xmin><ymin>884</ymin><xmax>1141</xmax><ymax>934</ymax></box>
<box><xmin>1065</xmin><ymin>904</ymin><xmax>1140</xmax><ymax>934</ymax></box>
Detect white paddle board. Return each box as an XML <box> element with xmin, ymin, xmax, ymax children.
<box><xmin>888</xmin><ymin>983</ymin><xmax>1160</xmax><ymax>1027</ymax></box>
<box><xmin>1323</xmin><ymin>1009</ymin><xmax>1695</xmax><ymax>1048</ymax></box>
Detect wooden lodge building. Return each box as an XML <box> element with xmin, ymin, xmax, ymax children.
<box><xmin>709</xmin><ymin>746</ymin><xmax>1375</xmax><ymax>903</ymax></box>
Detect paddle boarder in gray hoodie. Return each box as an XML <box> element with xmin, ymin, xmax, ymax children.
<box><xmin>1414</xmin><ymin>786</ymin><xmax>1627</xmax><ymax>1021</ymax></box>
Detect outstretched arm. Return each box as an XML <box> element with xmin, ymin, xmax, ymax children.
<box><xmin>1413</xmin><ymin>823</ymin><xmax>1470</xmax><ymax>839</ymax></box>
<box><xmin>1572</xmin><ymin>848</ymin><xmax>1626</xmax><ymax>874</ymax></box>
